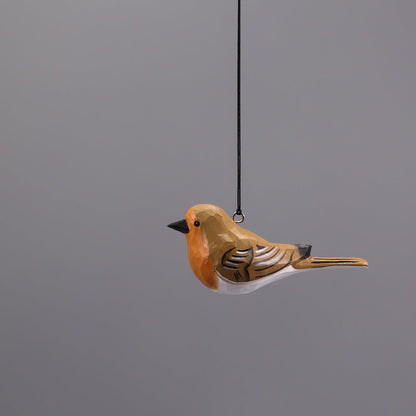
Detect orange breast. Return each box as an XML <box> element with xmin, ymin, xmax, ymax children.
<box><xmin>185</xmin><ymin>211</ymin><xmax>218</xmax><ymax>291</ymax></box>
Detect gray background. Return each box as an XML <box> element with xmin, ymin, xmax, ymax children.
<box><xmin>1</xmin><ymin>1</ymin><xmax>415</xmax><ymax>415</ymax></box>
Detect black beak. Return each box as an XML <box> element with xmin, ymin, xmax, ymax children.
<box><xmin>167</xmin><ymin>219</ymin><xmax>189</xmax><ymax>234</ymax></box>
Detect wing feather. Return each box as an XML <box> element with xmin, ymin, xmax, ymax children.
<box><xmin>217</xmin><ymin>243</ymin><xmax>307</xmax><ymax>283</ymax></box>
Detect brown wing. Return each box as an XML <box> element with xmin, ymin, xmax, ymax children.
<box><xmin>217</xmin><ymin>247</ymin><xmax>254</xmax><ymax>282</ymax></box>
<box><xmin>217</xmin><ymin>244</ymin><xmax>311</xmax><ymax>283</ymax></box>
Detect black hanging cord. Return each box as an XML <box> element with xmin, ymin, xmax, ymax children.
<box><xmin>233</xmin><ymin>0</ymin><xmax>245</xmax><ymax>224</ymax></box>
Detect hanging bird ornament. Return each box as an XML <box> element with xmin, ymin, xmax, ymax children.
<box><xmin>168</xmin><ymin>204</ymin><xmax>367</xmax><ymax>294</ymax></box>
<box><xmin>167</xmin><ymin>2</ymin><xmax>367</xmax><ymax>293</ymax></box>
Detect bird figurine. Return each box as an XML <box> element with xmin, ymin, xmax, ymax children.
<box><xmin>168</xmin><ymin>204</ymin><xmax>368</xmax><ymax>294</ymax></box>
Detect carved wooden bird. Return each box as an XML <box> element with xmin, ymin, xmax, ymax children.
<box><xmin>168</xmin><ymin>204</ymin><xmax>368</xmax><ymax>294</ymax></box>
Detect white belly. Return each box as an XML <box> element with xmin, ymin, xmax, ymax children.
<box><xmin>215</xmin><ymin>266</ymin><xmax>305</xmax><ymax>294</ymax></box>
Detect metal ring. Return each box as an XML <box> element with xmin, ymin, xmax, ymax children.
<box><xmin>233</xmin><ymin>211</ymin><xmax>245</xmax><ymax>224</ymax></box>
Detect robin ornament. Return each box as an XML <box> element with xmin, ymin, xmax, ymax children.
<box><xmin>168</xmin><ymin>204</ymin><xmax>368</xmax><ymax>294</ymax></box>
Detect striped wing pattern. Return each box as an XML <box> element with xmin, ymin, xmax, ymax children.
<box><xmin>218</xmin><ymin>244</ymin><xmax>306</xmax><ymax>283</ymax></box>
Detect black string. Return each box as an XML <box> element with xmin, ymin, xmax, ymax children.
<box><xmin>236</xmin><ymin>0</ymin><xmax>242</xmax><ymax>217</ymax></box>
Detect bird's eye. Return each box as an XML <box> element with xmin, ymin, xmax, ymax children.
<box><xmin>194</xmin><ymin>220</ymin><xmax>200</xmax><ymax>227</ymax></box>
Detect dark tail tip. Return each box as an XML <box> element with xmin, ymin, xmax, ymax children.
<box><xmin>296</xmin><ymin>244</ymin><xmax>312</xmax><ymax>259</ymax></box>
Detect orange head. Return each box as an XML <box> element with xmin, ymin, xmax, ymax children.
<box><xmin>167</xmin><ymin>204</ymin><xmax>226</xmax><ymax>290</ymax></box>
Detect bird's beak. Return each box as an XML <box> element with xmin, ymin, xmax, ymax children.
<box><xmin>167</xmin><ymin>219</ymin><xmax>189</xmax><ymax>234</ymax></box>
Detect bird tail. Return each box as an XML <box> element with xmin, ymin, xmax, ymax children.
<box><xmin>294</xmin><ymin>256</ymin><xmax>368</xmax><ymax>269</ymax></box>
